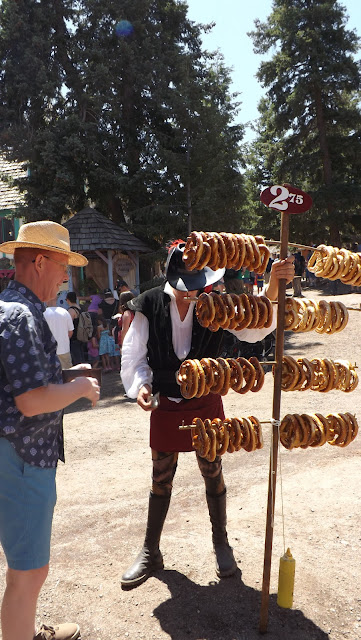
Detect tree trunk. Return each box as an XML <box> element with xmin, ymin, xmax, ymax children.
<box><xmin>313</xmin><ymin>84</ymin><xmax>340</xmax><ymax>245</ymax></box>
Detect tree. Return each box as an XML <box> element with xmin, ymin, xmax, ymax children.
<box><xmin>248</xmin><ymin>0</ymin><xmax>361</xmax><ymax>245</ymax></box>
<box><xmin>0</xmin><ymin>0</ymin><xmax>245</xmax><ymax>245</ymax></box>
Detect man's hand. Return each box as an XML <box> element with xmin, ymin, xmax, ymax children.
<box><xmin>72</xmin><ymin>376</ymin><xmax>100</xmax><ymax>408</ymax></box>
<box><xmin>137</xmin><ymin>384</ymin><xmax>153</xmax><ymax>411</ymax></box>
<box><xmin>265</xmin><ymin>256</ymin><xmax>295</xmax><ymax>300</ymax></box>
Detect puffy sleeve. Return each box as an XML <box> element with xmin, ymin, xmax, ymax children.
<box><xmin>227</xmin><ymin>308</ymin><xmax>277</xmax><ymax>344</ymax></box>
<box><xmin>120</xmin><ymin>311</ymin><xmax>153</xmax><ymax>398</ymax></box>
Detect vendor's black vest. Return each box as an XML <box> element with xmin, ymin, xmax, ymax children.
<box><xmin>131</xmin><ymin>286</ymin><xmax>224</xmax><ymax>397</ymax></box>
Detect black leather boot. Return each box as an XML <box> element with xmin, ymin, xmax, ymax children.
<box><xmin>121</xmin><ymin>492</ymin><xmax>171</xmax><ymax>588</ymax></box>
<box><xmin>206</xmin><ymin>489</ymin><xmax>237</xmax><ymax>578</ymax></box>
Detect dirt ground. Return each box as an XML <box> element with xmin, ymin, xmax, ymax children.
<box><xmin>1</xmin><ymin>284</ymin><xmax>361</xmax><ymax>640</ymax></box>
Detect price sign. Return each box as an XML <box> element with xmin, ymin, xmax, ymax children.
<box><xmin>260</xmin><ymin>184</ymin><xmax>312</xmax><ymax>214</ymax></box>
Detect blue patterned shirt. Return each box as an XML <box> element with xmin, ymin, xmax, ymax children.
<box><xmin>0</xmin><ymin>280</ymin><xmax>64</xmax><ymax>467</ymax></box>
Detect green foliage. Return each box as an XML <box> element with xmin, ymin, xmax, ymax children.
<box><xmin>248</xmin><ymin>0</ymin><xmax>361</xmax><ymax>245</ymax></box>
<box><xmin>0</xmin><ymin>0</ymin><xmax>245</xmax><ymax>245</ymax></box>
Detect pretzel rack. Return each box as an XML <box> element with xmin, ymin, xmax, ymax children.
<box><xmin>179</xmin><ymin>190</ymin><xmax>359</xmax><ymax>634</ymax></box>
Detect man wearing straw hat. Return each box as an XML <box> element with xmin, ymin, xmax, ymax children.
<box><xmin>0</xmin><ymin>221</ymin><xmax>100</xmax><ymax>640</ymax></box>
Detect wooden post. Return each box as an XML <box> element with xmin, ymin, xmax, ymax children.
<box><xmin>259</xmin><ymin>211</ymin><xmax>290</xmax><ymax>633</ymax></box>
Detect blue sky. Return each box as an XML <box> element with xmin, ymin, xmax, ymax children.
<box><xmin>186</xmin><ymin>0</ymin><xmax>361</xmax><ymax>141</ymax></box>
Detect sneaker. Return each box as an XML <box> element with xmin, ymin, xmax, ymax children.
<box><xmin>34</xmin><ymin>623</ymin><xmax>80</xmax><ymax>640</ymax></box>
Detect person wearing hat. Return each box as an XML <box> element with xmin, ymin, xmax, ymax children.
<box><xmin>0</xmin><ymin>221</ymin><xmax>100</xmax><ymax>640</ymax></box>
<box><xmin>99</xmin><ymin>288</ymin><xmax>118</xmax><ymax>321</ymax></box>
<box><xmin>120</xmin><ymin>240</ymin><xmax>294</xmax><ymax>588</ymax></box>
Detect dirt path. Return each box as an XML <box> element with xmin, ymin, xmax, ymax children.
<box><xmin>1</xmin><ymin>288</ymin><xmax>361</xmax><ymax>640</ymax></box>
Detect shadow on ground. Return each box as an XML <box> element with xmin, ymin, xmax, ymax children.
<box><xmin>153</xmin><ymin>569</ymin><xmax>329</xmax><ymax>640</ymax></box>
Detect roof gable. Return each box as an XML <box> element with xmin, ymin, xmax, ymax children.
<box><xmin>63</xmin><ymin>207</ymin><xmax>150</xmax><ymax>253</ymax></box>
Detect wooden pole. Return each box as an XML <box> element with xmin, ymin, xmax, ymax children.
<box><xmin>259</xmin><ymin>211</ymin><xmax>290</xmax><ymax>633</ymax></box>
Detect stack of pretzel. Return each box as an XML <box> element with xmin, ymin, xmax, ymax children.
<box><xmin>191</xmin><ymin>416</ymin><xmax>263</xmax><ymax>461</ymax></box>
<box><xmin>308</xmin><ymin>245</ymin><xmax>361</xmax><ymax>286</ymax></box>
<box><xmin>183</xmin><ymin>231</ymin><xmax>271</xmax><ymax>274</ymax></box>
<box><xmin>279</xmin><ymin>356</ymin><xmax>358</xmax><ymax>392</ymax></box>
<box><xmin>177</xmin><ymin>356</ymin><xmax>265</xmax><ymax>399</ymax></box>
<box><xmin>285</xmin><ymin>298</ymin><xmax>348</xmax><ymax>334</ymax></box>
<box><xmin>196</xmin><ymin>292</ymin><xmax>273</xmax><ymax>331</ymax></box>
<box><xmin>280</xmin><ymin>412</ymin><xmax>358</xmax><ymax>449</ymax></box>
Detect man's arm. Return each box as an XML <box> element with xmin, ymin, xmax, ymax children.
<box><xmin>15</xmin><ymin>376</ymin><xmax>100</xmax><ymax>416</ymax></box>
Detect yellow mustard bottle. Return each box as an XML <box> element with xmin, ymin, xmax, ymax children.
<box><xmin>277</xmin><ymin>547</ymin><xmax>295</xmax><ymax>608</ymax></box>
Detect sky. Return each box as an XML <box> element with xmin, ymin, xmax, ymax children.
<box><xmin>186</xmin><ymin>0</ymin><xmax>361</xmax><ymax>141</ymax></box>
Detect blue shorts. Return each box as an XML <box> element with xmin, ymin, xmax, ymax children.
<box><xmin>0</xmin><ymin>438</ymin><xmax>57</xmax><ymax>570</ymax></box>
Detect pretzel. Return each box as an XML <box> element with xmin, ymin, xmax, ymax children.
<box><xmin>200</xmin><ymin>357</ymin><xmax>215</xmax><ymax>392</ymax></box>
<box><xmin>277</xmin><ymin>356</ymin><xmax>358</xmax><ymax>393</ymax></box>
<box><xmin>191</xmin><ymin>417</ymin><xmax>210</xmax><ymax>457</ymax></box>
<box><xmin>178</xmin><ymin>360</ymin><xmax>199</xmax><ymax>398</ymax></box>
<box><xmin>236</xmin><ymin>357</ymin><xmax>257</xmax><ymax>394</ymax></box>
<box><xmin>249</xmin><ymin>356</ymin><xmax>265</xmax><ymax>392</ymax></box>
<box><xmin>207</xmin><ymin>357</ymin><xmax>225</xmax><ymax>394</ymax></box>
<box><xmin>194</xmin><ymin>359</ymin><xmax>207</xmax><ymax>398</ymax></box>
<box><xmin>190</xmin><ymin>416</ymin><xmax>264</xmax><ymax>457</ymax></box>
<box><xmin>217</xmin><ymin>357</ymin><xmax>232</xmax><ymax>395</ymax></box>
<box><xmin>205</xmin><ymin>422</ymin><xmax>218</xmax><ymax>462</ymax></box>
<box><xmin>195</xmin><ymin>292</ymin><xmax>273</xmax><ymax>331</ymax></box>
<box><xmin>284</xmin><ymin>298</ymin><xmax>348</xmax><ymax>334</ymax></box>
<box><xmin>196</xmin><ymin>293</ymin><xmax>216</xmax><ymax>328</ymax></box>
<box><xmin>279</xmin><ymin>412</ymin><xmax>359</xmax><ymax>449</ymax></box>
<box><xmin>178</xmin><ymin>357</ymin><xmax>265</xmax><ymax>398</ymax></box>
<box><xmin>212</xmin><ymin>418</ymin><xmax>230</xmax><ymax>455</ymax></box>
<box><xmin>260</xmin><ymin>295</ymin><xmax>273</xmax><ymax>328</ymax></box>
<box><xmin>308</xmin><ymin>244</ymin><xmax>361</xmax><ymax>285</ymax></box>
<box><xmin>183</xmin><ymin>231</ymin><xmax>204</xmax><ymax>268</ymax></box>
<box><xmin>249</xmin><ymin>416</ymin><xmax>264</xmax><ymax>449</ymax></box>
<box><xmin>227</xmin><ymin>358</ymin><xmax>244</xmax><ymax>392</ymax></box>
<box><xmin>183</xmin><ymin>231</ymin><xmax>270</xmax><ymax>273</ymax></box>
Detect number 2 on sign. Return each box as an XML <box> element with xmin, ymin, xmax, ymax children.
<box><xmin>268</xmin><ymin>185</ymin><xmax>289</xmax><ymax>210</ymax></box>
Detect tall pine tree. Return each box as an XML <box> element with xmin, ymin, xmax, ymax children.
<box><xmin>248</xmin><ymin>0</ymin><xmax>361</xmax><ymax>245</ymax></box>
<box><xmin>0</xmin><ymin>0</ymin><xmax>245</xmax><ymax>244</ymax></box>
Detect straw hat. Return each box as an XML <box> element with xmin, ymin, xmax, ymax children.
<box><xmin>0</xmin><ymin>220</ymin><xmax>87</xmax><ymax>267</ymax></box>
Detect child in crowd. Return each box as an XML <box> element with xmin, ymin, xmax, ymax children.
<box><xmin>97</xmin><ymin>317</ymin><xmax>112</xmax><ymax>371</ymax></box>
<box><xmin>87</xmin><ymin>330</ymin><xmax>100</xmax><ymax>369</ymax></box>
<box><xmin>108</xmin><ymin>318</ymin><xmax>121</xmax><ymax>371</ymax></box>
<box><xmin>256</xmin><ymin>273</ymin><xmax>264</xmax><ymax>293</ymax></box>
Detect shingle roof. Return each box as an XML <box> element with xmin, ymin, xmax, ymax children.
<box><xmin>0</xmin><ymin>157</ymin><xmax>26</xmax><ymax>211</ymax></box>
<box><xmin>63</xmin><ymin>207</ymin><xmax>151</xmax><ymax>253</ymax></box>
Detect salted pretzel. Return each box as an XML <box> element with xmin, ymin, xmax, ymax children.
<box><xmin>308</xmin><ymin>245</ymin><xmax>361</xmax><ymax>286</ymax></box>
<box><xmin>236</xmin><ymin>357</ymin><xmax>258</xmax><ymax>394</ymax></box>
<box><xmin>191</xmin><ymin>417</ymin><xmax>210</xmax><ymax>457</ymax></box>
<box><xmin>190</xmin><ymin>415</ymin><xmax>264</xmax><ymax>457</ymax></box>
<box><xmin>183</xmin><ymin>231</ymin><xmax>271</xmax><ymax>274</ymax></box>
<box><xmin>278</xmin><ymin>355</ymin><xmax>358</xmax><ymax>393</ymax></box>
<box><xmin>279</xmin><ymin>412</ymin><xmax>358</xmax><ymax>449</ymax></box>
<box><xmin>196</xmin><ymin>292</ymin><xmax>273</xmax><ymax>331</ymax></box>
<box><xmin>178</xmin><ymin>356</ymin><xmax>265</xmax><ymax>398</ymax></box>
<box><xmin>249</xmin><ymin>356</ymin><xmax>265</xmax><ymax>392</ymax></box>
<box><xmin>178</xmin><ymin>359</ymin><xmax>199</xmax><ymax>398</ymax></box>
<box><xmin>284</xmin><ymin>298</ymin><xmax>349</xmax><ymax>334</ymax></box>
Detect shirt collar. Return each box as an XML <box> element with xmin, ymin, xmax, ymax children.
<box><xmin>7</xmin><ymin>280</ymin><xmax>45</xmax><ymax>312</ymax></box>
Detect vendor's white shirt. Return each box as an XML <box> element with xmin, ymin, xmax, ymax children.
<box><xmin>44</xmin><ymin>307</ymin><xmax>74</xmax><ymax>355</ymax></box>
<box><xmin>120</xmin><ymin>282</ymin><xmax>277</xmax><ymax>399</ymax></box>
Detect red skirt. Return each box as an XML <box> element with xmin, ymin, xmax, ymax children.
<box><xmin>150</xmin><ymin>394</ymin><xmax>225</xmax><ymax>452</ymax></box>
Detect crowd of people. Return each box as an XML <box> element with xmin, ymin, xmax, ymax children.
<box><xmin>42</xmin><ymin>283</ymin><xmax>135</xmax><ymax>375</ymax></box>
<box><xmin>0</xmin><ymin>221</ymin><xmax>296</xmax><ymax>639</ymax></box>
